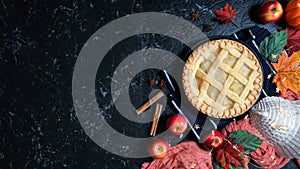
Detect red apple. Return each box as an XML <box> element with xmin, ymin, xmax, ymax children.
<box><xmin>258</xmin><ymin>1</ymin><xmax>283</xmax><ymax>23</ymax></box>
<box><xmin>148</xmin><ymin>139</ymin><xmax>170</xmax><ymax>159</ymax></box>
<box><xmin>166</xmin><ymin>114</ymin><xmax>188</xmax><ymax>136</ymax></box>
<box><xmin>202</xmin><ymin>130</ymin><xmax>224</xmax><ymax>150</ymax></box>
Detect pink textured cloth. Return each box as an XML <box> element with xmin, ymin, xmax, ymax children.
<box><xmin>280</xmin><ymin>90</ymin><xmax>300</xmax><ymax>101</ymax></box>
<box><xmin>221</xmin><ymin>118</ymin><xmax>290</xmax><ymax>169</ymax></box>
<box><xmin>141</xmin><ymin>141</ymin><xmax>213</xmax><ymax>169</ymax></box>
<box><xmin>142</xmin><ymin>118</ymin><xmax>296</xmax><ymax>169</ymax></box>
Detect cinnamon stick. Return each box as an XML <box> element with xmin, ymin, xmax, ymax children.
<box><xmin>150</xmin><ymin>104</ymin><xmax>163</xmax><ymax>136</ymax></box>
<box><xmin>136</xmin><ymin>91</ymin><xmax>164</xmax><ymax>115</ymax></box>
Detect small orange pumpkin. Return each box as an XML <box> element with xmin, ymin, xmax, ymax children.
<box><xmin>285</xmin><ymin>0</ymin><xmax>300</xmax><ymax>29</ymax></box>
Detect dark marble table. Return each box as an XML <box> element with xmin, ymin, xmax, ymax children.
<box><xmin>1</xmin><ymin>0</ymin><xmax>299</xmax><ymax>168</ymax></box>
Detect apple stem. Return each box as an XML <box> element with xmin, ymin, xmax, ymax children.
<box><xmin>231</xmin><ymin>20</ymin><xmax>239</xmax><ymax>27</ymax></box>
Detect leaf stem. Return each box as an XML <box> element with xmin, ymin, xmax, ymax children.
<box><xmin>231</xmin><ymin>19</ymin><xmax>239</xmax><ymax>27</ymax></box>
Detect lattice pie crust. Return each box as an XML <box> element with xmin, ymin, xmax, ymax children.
<box><xmin>182</xmin><ymin>39</ymin><xmax>263</xmax><ymax>118</ymax></box>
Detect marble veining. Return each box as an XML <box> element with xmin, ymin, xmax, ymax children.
<box><xmin>0</xmin><ymin>0</ymin><xmax>298</xmax><ymax>169</ymax></box>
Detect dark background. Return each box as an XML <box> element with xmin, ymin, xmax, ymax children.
<box><xmin>0</xmin><ymin>0</ymin><xmax>299</xmax><ymax>168</ymax></box>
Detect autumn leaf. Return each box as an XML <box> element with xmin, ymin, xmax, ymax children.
<box><xmin>228</xmin><ymin>130</ymin><xmax>262</xmax><ymax>154</ymax></box>
<box><xmin>271</xmin><ymin>51</ymin><xmax>300</xmax><ymax>96</ymax></box>
<box><xmin>259</xmin><ymin>30</ymin><xmax>288</xmax><ymax>62</ymax></box>
<box><xmin>286</xmin><ymin>27</ymin><xmax>300</xmax><ymax>55</ymax></box>
<box><xmin>215</xmin><ymin>3</ymin><xmax>237</xmax><ymax>25</ymax></box>
<box><xmin>213</xmin><ymin>130</ymin><xmax>262</xmax><ymax>169</ymax></box>
<box><xmin>215</xmin><ymin>139</ymin><xmax>245</xmax><ymax>169</ymax></box>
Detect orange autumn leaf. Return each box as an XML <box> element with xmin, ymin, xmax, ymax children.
<box><xmin>271</xmin><ymin>51</ymin><xmax>300</xmax><ymax>96</ymax></box>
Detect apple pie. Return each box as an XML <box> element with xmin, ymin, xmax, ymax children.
<box><xmin>182</xmin><ymin>39</ymin><xmax>263</xmax><ymax>118</ymax></box>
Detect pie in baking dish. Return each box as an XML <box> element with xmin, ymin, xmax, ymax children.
<box><xmin>182</xmin><ymin>39</ymin><xmax>263</xmax><ymax>118</ymax></box>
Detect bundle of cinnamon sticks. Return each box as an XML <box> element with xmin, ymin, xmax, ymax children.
<box><xmin>136</xmin><ymin>91</ymin><xmax>164</xmax><ymax>136</ymax></box>
<box><xmin>150</xmin><ymin>104</ymin><xmax>163</xmax><ymax>136</ymax></box>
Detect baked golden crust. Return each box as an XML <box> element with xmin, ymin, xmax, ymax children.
<box><xmin>182</xmin><ymin>39</ymin><xmax>263</xmax><ymax>118</ymax></box>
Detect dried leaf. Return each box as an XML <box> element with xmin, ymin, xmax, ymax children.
<box><xmin>228</xmin><ymin>130</ymin><xmax>262</xmax><ymax>154</ymax></box>
<box><xmin>213</xmin><ymin>130</ymin><xmax>262</xmax><ymax>169</ymax></box>
<box><xmin>215</xmin><ymin>140</ymin><xmax>245</xmax><ymax>169</ymax></box>
<box><xmin>286</xmin><ymin>27</ymin><xmax>300</xmax><ymax>54</ymax></box>
<box><xmin>212</xmin><ymin>156</ymin><xmax>244</xmax><ymax>169</ymax></box>
<box><xmin>259</xmin><ymin>30</ymin><xmax>288</xmax><ymax>62</ymax></box>
<box><xmin>215</xmin><ymin>3</ymin><xmax>236</xmax><ymax>24</ymax></box>
<box><xmin>271</xmin><ymin>51</ymin><xmax>300</xmax><ymax>96</ymax></box>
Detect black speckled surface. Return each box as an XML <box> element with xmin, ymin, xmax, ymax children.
<box><xmin>1</xmin><ymin>0</ymin><xmax>299</xmax><ymax>169</ymax></box>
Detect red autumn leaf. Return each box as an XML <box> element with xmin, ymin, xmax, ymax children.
<box><xmin>215</xmin><ymin>139</ymin><xmax>246</xmax><ymax>169</ymax></box>
<box><xmin>215</xmin><ymin>3</ymin><xmax>237</xmax><ymax>24</ymax></box>
<box><xmin>286</xmin><ymin>27</ymin><xmax>300</xmax><ymax>54</ymax></box>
